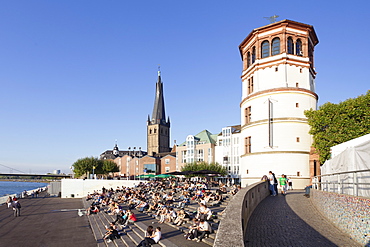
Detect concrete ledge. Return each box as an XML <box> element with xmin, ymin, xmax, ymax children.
<box><xmin>213</xmin><ymin>181</ymin><xmax>270</xmax><ymax>247</ymax></box>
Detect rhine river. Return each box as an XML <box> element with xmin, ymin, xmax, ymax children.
<box><xmin>0</xmin><ymin>181</ymin><xmax>48</xmax><ymax>197</ymax></box>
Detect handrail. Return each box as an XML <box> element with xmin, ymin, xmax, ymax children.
<box><xmin>313</xmin><ymin>169</ymin><xmax>370</xmax><ymax>197</ymax></box>
<box><xmin>315</xmin><ymin>169</ymin><xmax>370</xmax><ymax>177</ymax></box>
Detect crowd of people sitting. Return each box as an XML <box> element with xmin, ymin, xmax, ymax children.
<box><xmin>85</xmin><ymin>179</ymin><xmax>240</xmax><ymax>244</ymax></box>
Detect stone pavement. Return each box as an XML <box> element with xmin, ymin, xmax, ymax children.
<box><xmin>0</xmin><ymin>194</ymin><xmax>96</xmax><ymax>247</ymax></box>
<box><xmin>245</xmin><ymin>190</ymin><xmax>361</xmax><ymax>247</ymax></box>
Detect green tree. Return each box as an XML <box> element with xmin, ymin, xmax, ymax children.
<box><xmin>101</xmin><ymin>159</ymin><xmax>119</xmax><ymax>175</ymax></box>
<box><xmin>181</xmin><ymin>162</ymin><xmax>227</xmax><ymax>177</ymax></box>
<box><xmin>305</xmin><ymin>90</ymin><xmax>370</xmax><ymax>164</ymax></box>
<box><xmin>72</xmin><ymin>157</ymin><xmax>101</xmax><ymax>178</ymax></box>
<box><xmin>72</xmin><ymin>157</ymin><xmax>120</xmax><ymax>178</ymax></box>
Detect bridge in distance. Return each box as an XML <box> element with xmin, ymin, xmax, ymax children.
<box><xmin>0</xmin><ymin>173</ymin><xmax>71</xmax><ymax>178</ymax></box>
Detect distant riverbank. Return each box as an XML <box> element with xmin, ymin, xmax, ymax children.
<box><xmin>0</xmin><ymin>179</ymin><xmax>53</xmax><ymax>183</ymax></box>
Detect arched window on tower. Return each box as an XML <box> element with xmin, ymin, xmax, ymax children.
<box><xmin>252</xmin><ymin>46</ymin><xmax>256</xmax><ymax>64</ymax></box>
<box><xmin>271</xmin><ymin>38</ymin><xmax>280</xmax><ymax>56</ymax></box>
<box><xmin>296</xmin><ymin>39</ymin><xmax>302</xmax><ymax>56</ymax></box>
<box><xmin>287</xmin><ymin>37</ymin><xmax>294</xmax><ymax>54</ymax></box>
<box><xmin>261</xmin><ymin>40</ymin><xmax>270</xmax><ymax>58</ymax></box>
<box><xmin>247</xmin><ymin>52</ymin><xmax>251</xmax><ymax>68</ymax></box>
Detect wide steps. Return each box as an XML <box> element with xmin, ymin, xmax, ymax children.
<box><xmin>84</xmin><ymin>186</ymin><xmax>234</xmax><ymax>247</ymax></box>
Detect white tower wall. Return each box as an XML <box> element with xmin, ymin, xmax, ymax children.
<box><xmin>239</xmin><ymin>20</ymin><xmax>319</xmax><ymax>188</ymax></box>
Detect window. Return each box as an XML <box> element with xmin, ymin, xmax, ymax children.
<box><xmin>245</xmin><ymin>106</ymin><xmax>251</xmax><ymax>124</ymax></box>
<box><xmin>181</xmin><ymin>151</ymin><xmax>187</xmax><ymax>163</ymax></box>
<box><xmin>144</xmin><ymin>164</ymin><xmax>156</xmax><ymax>173</ymax></box>
<box><xmin>149</xmin><ymin>129</ymin><xmax>152</xmax><ymax>134</ymax></box>
<box><xmin>271</xmin><ymin>38</ymin><xmax>280</xmax><ymax>56</ymax></box>
<box><xmin>154</xmin><ymin>128</ymin><xmax>157</xmax><ymax>134</ymax></box>
<box><xmin>247</xmin><ymin>52</ymin><xmax>251</xmax><ymax>68</ymax></box>
<box><xmin>275</xmin><ymin>67</ymin><xmax>278</xmax><ymax>72</ymax></box>
<box><xmin>165</xmin><ymin>167</ymin><xmax>170</xmax><ymax>173</ymax></box>
<box><xmin>296</xmin><ymin>103</ymin><xmax>299</xmax><ymax>108</ymax></box>
<box><xmin>261</xmin><ymin>40</ymin><xmax>270</xmax><ymax>58</ymax></box>
<box><xmin>197</xmin><ymin>149</ymin><xmax>204</xmax><ymax>162</ymax></box>
<box><xmin>208</xmin><ymin>148</ymin><xmax>212</xmax><ymax>161</ymax></box>
<box><xmin>245</xmin><ymin>136</ymin><xmax>251</xmax><ymax>154</ymax></box>
<box><xmin>296</xmin><ymin>82</ymin><xmax>299</xmax><ymax>87</ymax></box>
<box><xmin>248</xmin><ymin>77</ymin><xmax>254</xmax><ymax>94</ymax></box>
<box><xmin>252</xmin><ymin>47</ymin><xmax>256</xmax><ymax>64</ymax></box>
<box><xmin>296</xmin><ymin>137</ymin><xmax>300</xmax><ymax>142</ymax></box>
<box><xmin>287</xmin><ymin>37</ymin><xmax>294</xmax><ymax>54</ymax></box>
<box><xmin>165</xmin><ymin>159</ymin><xmax>170</xmax><ymax>164</ymax></box>
<box><xmin>296</xmin><ymin>39</ymin><xmax>302</xmax><ymax>56</ymax></box>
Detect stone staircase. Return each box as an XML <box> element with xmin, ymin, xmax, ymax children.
<box><xmin>83</xmin><ymin>189</ymin><xmax>232</xmax><ymax>247</ymax></box>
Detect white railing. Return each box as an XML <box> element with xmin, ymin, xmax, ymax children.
<box><xmin>314</xmin><ymin>169</ymin><xmax>370</xmax><ymax>198</ymax></box>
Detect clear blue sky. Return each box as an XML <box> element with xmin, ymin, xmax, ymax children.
<box><xmin>0</xmin><ymin>1</ymin><xmax>369</xmax><ymax>174</ymax></box>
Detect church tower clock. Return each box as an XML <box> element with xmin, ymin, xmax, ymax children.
<box><xmin>147</xmin><ymin>69</ymin><xmax>170</xmax><ymax>156</ymax></box>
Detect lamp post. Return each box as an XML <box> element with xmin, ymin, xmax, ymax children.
<box><xmin>92</xmin><ymin>166</ymin><xmax>95</xmax><ymax>179</ymax></box>
<box><xmin>128</xmin><ymin>147</ymin><xmax>131</xmax><ymax>180</ymax></box>
<box><xmin>133</xmin><ymin>147</ymin><xmax>136</xmax><ymax>180</ymax></box>
<box><xmin>70</xmin><ymin>166</ymin><xmax>74</xmax><ymax>179</ymax></box>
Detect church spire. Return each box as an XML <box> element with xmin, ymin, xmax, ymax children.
<box><xmin>151</xmin><ymin>67</ymin><xmax>167</xmax><ymax>125</ymax></box>
<box><xmin>147</xmin><ymin>68</ymin><xmax>171</xmax><ymax>156</ymax></box>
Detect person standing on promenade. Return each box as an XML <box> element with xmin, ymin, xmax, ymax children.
<box><xmin>6</xmin><ymin>196</ymin><xmax>12</xmax><ymax>208</ymax></box>
<box><xmin>12</xmin><ymin>198</ymin><xmax>21</xmax><ymax>217</ymax></box>
<box><xmin>288</xmin><ymin>177</ymin><xmax>293</xmax><ymax>190</ymax></box>
<box><xmin>268</xmin><ymin>171</ymin><xmax>276</xmax><ymax>196</ymax></box>
<box><xmin>279</xmin><ymin>174</ymin><xmax>288</xmax><ymax>195</ymax></box>
<box><xmin>272</xmin><ymin>172</ymin><xmax>278</xmax><ymax>195</ymax></box>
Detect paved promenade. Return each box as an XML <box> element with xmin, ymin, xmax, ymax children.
<box><xmin>245</xmin><ymin>190</ymin><xmax>361</xmax><ymax>247</ymax></box>
<box><xmin>0</xmin><ymin>194</ymin><xmax>96</xmax><ymax>246</ymax></box>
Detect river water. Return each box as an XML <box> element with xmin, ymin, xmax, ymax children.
<box><xmin>0</xmin><ymin>181</ymin><xmax>48</xmax><ymax>197</ymax></box>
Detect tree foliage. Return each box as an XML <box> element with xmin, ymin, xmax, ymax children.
<box><xmin>305</xmin><ymin>91</ymin><xmax>370</xmax><ymax>164</ymax></box>
<box><xmin>102</xmin><ymin>159</ymin><xmax>119</xmax><ymax>174</ymax></box>
<box><xmin>72</xmin><ymin>157</ymin><xmax>119</xmax><ymax>178</ymax></box>
<box><xmin>181</xmin><ymin>162</ymin><xmax>227</xmax><ymax>177</ymax></box>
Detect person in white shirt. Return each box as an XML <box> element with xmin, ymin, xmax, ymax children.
<box><xmin>194</xmin><ymin>219</ymin><xmax>211</xmax><ymax>242</ymax></box>
<box><xmin>136</xmin><ymin>227</ymin><xmax>161</xmax><ymax>247</ymax></box>
<box><xmin>268</xmin><ymin>171</ymin><xmax>276</xmax><ymax>196</ymax></box>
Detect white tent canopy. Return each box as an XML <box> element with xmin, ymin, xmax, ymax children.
<box><xmin>320</xmin><ymin>134</ymin><xmax>370</xmax><ymax>198</ymax></box>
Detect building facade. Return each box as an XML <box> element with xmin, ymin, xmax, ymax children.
<box><xmin>238</xmin><ymin>20</ymin><xmax>319</xmax><ymax>188</ymax></box>
<box><xmin>100</xmin><ymin>143</ymin><xmax>147</xmax><ymax>160</ymax></box>
<box><xmin>176</xmin><ymin>130</ymin><xmax>217</xmax><ymax>170</ymax></box>
<box><xmin>215</xmin><ymin>125</ymin><xmax>241</xmax><ymax>183</ymax></box>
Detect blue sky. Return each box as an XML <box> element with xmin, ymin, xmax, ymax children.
<box><xmin>0</xmin><ymin>1</ymin><xmax>369</xmax><ymax>174</ymax></box>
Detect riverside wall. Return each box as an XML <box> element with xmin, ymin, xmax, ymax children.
<box><xmin>61</xmin><ymin>179</ymin><xmax>138</xmax><ymax>198</ymax></box>
<box><xmin>311</xmin><ymin>189</ymin><xmax>370</xmax><ymax>246</ymax></box>
<box><xmin>214</xmin><ymin>181</ymin><xmax>270</xmax><ymax>247</ymax></box>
